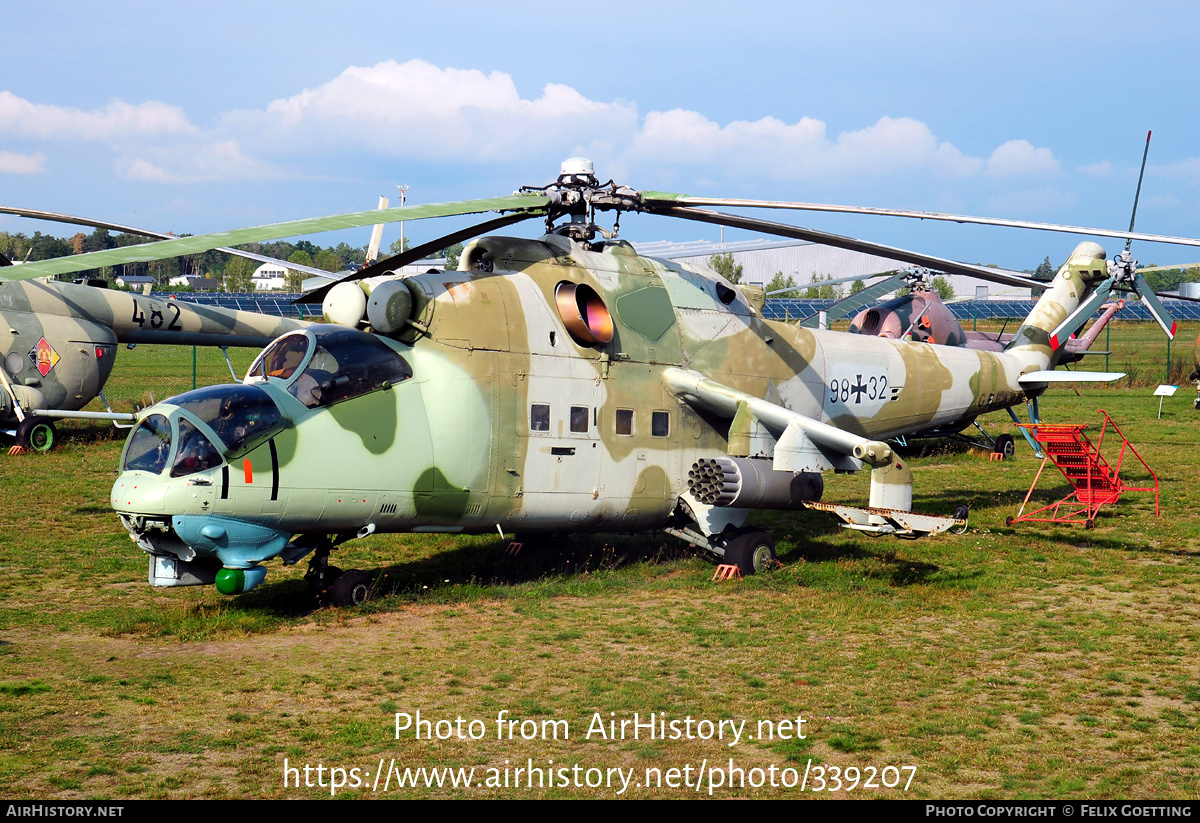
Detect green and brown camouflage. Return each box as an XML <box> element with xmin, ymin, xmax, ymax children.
<box><xmin>109</xmin><ymin>233</ymin><xmax>1108</xmax><ymax>595</ymax></box>
<box><xmin>0</xmin><ymin>278</ymin><xmax>309</xmax><ymax>434</ymax></box>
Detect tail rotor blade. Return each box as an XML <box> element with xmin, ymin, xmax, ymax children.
<box><xmin>1049</xmin><ymin>277</ymin><xmax>1115</xmax><ymax>350</ymax></box>
<box><xmin>1125</xmin><ymin>130</ymin><xmax>1152</xmax><ymax>253</ymax></box>
<box><xmin>1133</xmin><ymin>274</ymin><xmax>1178</xmax><ymax>339</ymax></box>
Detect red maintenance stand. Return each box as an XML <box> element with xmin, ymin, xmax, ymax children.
<box><xmin>1006</xmin><ymin>410</ymin><xmax>1159</xmax><ymax>529</ymax></box>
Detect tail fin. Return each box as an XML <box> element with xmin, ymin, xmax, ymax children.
<box><xmin>1004</xmin><ymin>241</ymin><xmax>1110</xmax><ymax>371</ymax></box>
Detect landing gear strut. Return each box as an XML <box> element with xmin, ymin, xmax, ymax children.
<box><xmin>304</xmin><ymin>539</ymin><xmax>373</xmax><ymax>607</ymax></box>
<box><xmin>663</xmin><ymin>519</ymin><xmax>778</xmax><ymax>576</ymax></box>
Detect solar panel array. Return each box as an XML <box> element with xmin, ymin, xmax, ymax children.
<box><xmin>762</xmin><ymin>299</ymin><xmax>1200</xmax><ymax>322</ymax></box>
<box><xmin>165</xmin><ymin>292</ymin><xmax>1200</xmax><ymax>324</ymax></box>
<box><xmin>165</xmin><ymin>292</ymin><xmax>323</xmax><ymax>319</ymax></box>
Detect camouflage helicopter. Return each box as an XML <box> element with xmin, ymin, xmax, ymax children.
<box><xmin>0</xmin><ymin>206</ymin><xmax>326</xmax><ymax>452</ymax></box>
<box><xmin>10</xmin><ymin>159</ymin><xmax>1197</xmax><ymax>606</ymax></box>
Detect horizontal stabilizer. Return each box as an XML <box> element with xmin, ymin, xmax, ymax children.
<box><xmin>1018</xmin><ymin>371</ymin><xmax>1125</xmax><ymax>383</ymax></box>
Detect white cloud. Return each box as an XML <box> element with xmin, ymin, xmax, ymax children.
<box><xmin>0</xmin><ymin>60</ymin><xmax>1071</xmax><ymax>197</ymax></box>
<box><xmin>0</xmin><ymin>150</ymin><xmax>46</xmax><ymax>174</ymax></box>
<box><xmin>226</xmin><ymin>59</ymin><xmax>640</xmax><ymax>164</ymax></box>
<box><xmin>1077</xmin><ymin>160</ymin><xmax>1112</xmax><ymax>177</ymax></box>
<box><xmin>118</xmin><ymin>141</ymin><xmax>279</xmax><ymax>184</ymax></box>
<box><xmin>0</xmin><ymin>91</ymin><xmax>194</xmax><ymax>140</ymax></box>
<box><xmin>985</xmin><ymin>140</ymin><xmax>1060</xmax><ymax>177</ymax></box>
<box><xmin>1143</xmin><ymin>193</ymin><xmax>1181</xmax><ymax>208</ymax></box>
<box><xmin>628</xmin><ymin>112</ymin><xmax>983</xmax><ymax>180</ymax></box>
<box><xmin>983</xmin><ymin>186</ymin><xmax>1078</xmax><ymax>215</ymax></box>
<box><xmin>1151</xmin><ymin>158</ymin><xmax>1200</xmax><ymax>183</ymax></box>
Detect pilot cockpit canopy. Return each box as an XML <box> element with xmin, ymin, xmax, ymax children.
<box><xmin>247</xmin><ymin>327</ymin><xmax>414</xmax><ymax>409</ymax></box>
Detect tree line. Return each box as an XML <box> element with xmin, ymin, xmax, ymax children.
<box><xmin>0</xmin><ymin>228</ymin><xmax>379</xmax><ymax>292</ymax></box>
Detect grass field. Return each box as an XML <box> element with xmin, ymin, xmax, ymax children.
<box><xmin>0</xmin><ymin>323</ymin><xmax>1197</xmax><ymax>799</ymax></box>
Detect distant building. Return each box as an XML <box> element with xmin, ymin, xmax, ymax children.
<box><xmin>252</xmin><ymin>263</ymin><xmax>290</xmax><ymax>291</ymax></box>
<box><xmin>168</xmin><ymin>274</ymin><xmax>219</xmax><ymax>291</ymax></box>
<box><xmin>113</xmin><ymin>274</ymin><xmax>156</xmax><ymax>289</ymax></box>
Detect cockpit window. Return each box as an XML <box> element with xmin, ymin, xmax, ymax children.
<box><xmin>163</xmin><ymin>384</ymin><xmax>283</xmax><ymax>454</ymax></box>
<box><xmin>288</xmin><ymin>329</ymin><xmax>413</xmax><ymax>409</ymax></box>
<box><xmin>123</xmin><ymin>414</ymin><xmax>172</xmax><ymax>474</ymax></box>
<box><xmin>170</xmin><ymin>419</ymin><xmax>223</xmax><ymax>478</ymax></box>
<box><xmin>247</xmin><ymin>333</ymin><xmax>310</xmax><ymax>381</ymax></box>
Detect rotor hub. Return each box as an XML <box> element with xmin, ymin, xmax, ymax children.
<box><xmin>522</xmin><ymin>158</ymin><xmax>644</xmax><ymax>239</ymax></box>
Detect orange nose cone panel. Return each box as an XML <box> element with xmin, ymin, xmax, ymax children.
<box><xmin>555</xmin><ymin>282</ymin><xmax>614</xmax><ymax>345</ymax></box>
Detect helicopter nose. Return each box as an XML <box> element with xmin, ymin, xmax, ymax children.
<box><xmin>112</xmin><ymin>476</ymin><xmax>169</xmax><ymax>512</ymax></box>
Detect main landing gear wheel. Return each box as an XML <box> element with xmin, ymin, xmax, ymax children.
<box><xmin>994</xmin><ymin>433</ymin><xmax>1015</xmax><ymax>460</ymax></box>
<box><xmin>328</xmin><ymin>569</ymin><xmax>372</xmax><ymax>607</ymax></box>
<box><xmin>722</xmin><ymin>528</ymin><xmax>777</xmax><ymax>576</ymax></box>
<box><xmin>16</xmin><ymin>417</ymin><xmax>56</xmax><ymax>453</ymax></box>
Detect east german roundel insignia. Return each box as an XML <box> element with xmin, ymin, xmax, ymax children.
<box><xmin>27</xmin><ymin>337</ymin><xmax>60</xmax><ymax>378</ymax></box>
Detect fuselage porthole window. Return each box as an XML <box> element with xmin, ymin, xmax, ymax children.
<box><xmin>651</xmin><ymin>410</ymin><xmax>670</xmax><ymax>438</ymax></box>
<box><xmin>615</xmin><ymin>408</ymin><xmax>633</xmax><ymax>436</ymax></box>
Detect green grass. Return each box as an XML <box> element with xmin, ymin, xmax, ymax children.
<box><xmin>0</xmin><ymin>323</ymin><xmax>1197</xmax><ymax>798</ymax></box>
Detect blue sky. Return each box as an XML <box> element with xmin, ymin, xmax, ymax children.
<box><xmin>3</xmin><ymin>0</ymin><xmax>1200</xmax><ymax>270</ymax></box>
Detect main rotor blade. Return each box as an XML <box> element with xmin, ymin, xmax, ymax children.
<box><xmin>1</xmin><ymin>194</ymin><xmax>550</xmax><ymax>281</ymax></box>
<box><xmin>295</xmin><ymin>212</ymin><xmax>538</xmax><ymax>305</ymax></box>
<box><xmin>643</xmin><ymin>191</ymin><xmax>1200</xmax><ymax>250</ymax></box>
<box><xmin>0</xmin><ymin>205</ymin><xmax>167</xmax><ymax>238</ymax></box>
<box><xmin>0</xmin><ymin>205</ymin><xmax>336</xmax><ymax>278</ymax></box>
<box><xmin>657</xmin><ymin>205</ymin><xmax>1044</xmax><ymax>290</ymax></box>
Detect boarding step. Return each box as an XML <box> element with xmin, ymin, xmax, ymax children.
<box><xmin>1007</xmin><ymin>410</ymin><xmax>1159</xmax><ymax>528</ymax></box>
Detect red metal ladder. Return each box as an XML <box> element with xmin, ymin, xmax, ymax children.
<box><xmin>1007</xmin><ymin>409</ymin><xmax>1159</xmax><ymax>529</ymax></box>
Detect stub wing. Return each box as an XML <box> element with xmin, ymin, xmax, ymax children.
<box><xmin>659</xmin><ymin>367</ymin><xmax>893</xmax><ymax>472</ymax></box>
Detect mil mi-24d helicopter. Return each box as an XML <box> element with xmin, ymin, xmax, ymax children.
<box><xmin>11</xmin><ymin>157</ymin><xmax>1199</xmax><ymax>606</ymax></box>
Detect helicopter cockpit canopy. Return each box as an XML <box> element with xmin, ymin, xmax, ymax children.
<box><xmin>247</xmin><ymin>327</ymin><xmax>413</xmax><ymax>410</ymax></box>
<box><xmin>120</xmin><ymin>384</ymin><xmax>285</xmax><ymax>477</ymax></box>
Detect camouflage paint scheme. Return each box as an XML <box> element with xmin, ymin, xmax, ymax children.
<box><xmin>110</xmin><ymin>233</ymin><xmax>1108</xmax><ymax>587</ymax></box>
<box><xmin>0</xmin><ymin>278</ymin><xmax>309</xmax><ymax>427</ymax></box>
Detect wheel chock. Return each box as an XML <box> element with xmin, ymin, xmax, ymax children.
<box><xmin>8</xmin><ymin>445</ymin><xmax>24</xmax><ymax>456</ymax></box>
<box><xmin>712</xmin><ymin>564</ymin><xmax>742</xmax><ymax>582</ymax></box>
<box><xmin>990</xmin><ymin>451</ymin><xmax>1005</xmax><ymax>461</ymax></box>
<box><xmin>505</xmin><ymin>541</ymin><xmax>523</xmax><ymax>556</ymax></box>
